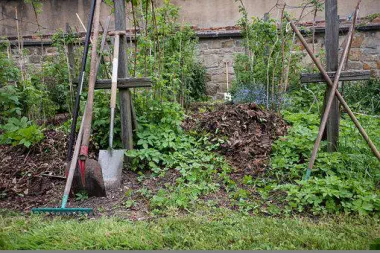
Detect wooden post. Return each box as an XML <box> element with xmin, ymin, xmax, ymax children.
<box><xmin>324</xmin><ymin>0</ymin><xmax>340</xmax><ymax>152</ymax></box>
<box><xmin>114</xmin><ymin>0</ymin><xmax>134</xmax><ymax>150</ymax></box>
<box><xmin>66</xmin><ymin>23</ymin><xmax>76</xmax><ymax>81</ymax></box>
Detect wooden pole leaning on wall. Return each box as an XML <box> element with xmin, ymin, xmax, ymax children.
<box><xmin>286</xmin><ymin>16</ymin><xmax>380</xmax><ymax>177</ymax></box>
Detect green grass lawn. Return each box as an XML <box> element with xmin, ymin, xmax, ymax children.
<box><xmin>1</xmin><ymin>208</ymin><xmax>379</xmax><ymax>250</ymax></box>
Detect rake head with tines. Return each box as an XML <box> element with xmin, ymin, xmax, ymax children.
<box><xmin>31</xmin><ymin>207</ymin><xmax>93</xmax><ymax>215</ymax></box>
<box><xmin>31</xmin><ymin>194</ymin><xmax>93</xmax><ymax>215</ymax></box>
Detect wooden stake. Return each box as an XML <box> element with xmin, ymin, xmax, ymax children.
<box><xmin>307</xmin><ymin>1</ymin><xmax>360</xmax><ymax>178</ymax></box>
<box><xmin>115</xmin><ymin>0</ymin><xmax>134</xmax><ymax>150</ymax></box>
<box><xmin>324</xmin><ymin>0</ymin><xmax>340</xmax><ymax>152</ymax></box>
<box><xmin>286</xmin><ymin>14</ymin><xmax>380</xmax><ymax>176</ymax></box>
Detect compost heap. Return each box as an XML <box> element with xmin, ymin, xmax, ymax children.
<box><xmin>183</xmin><ymin>103</ymin><xmax>288</xmax><ymax>175</ymax></box>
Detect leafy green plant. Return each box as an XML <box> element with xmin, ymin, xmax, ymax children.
<box><xmin>0</xmin><ymin>85</ymin><xmax>22</xmax><ymax>123</ymax></box>
<box><xmin>0</xmin><ymin>117</ymin><xmax>44</xmax><ymax>148</ymax></box>
<box><xmin>277</xmin><ymin>176</ymin><xmax>379</xmax><ymax>215</ymax></box>
<box><xmin>0</xmin><ymin>42</ymin><xmax>20</xmax><ymax>84</ymax></box>
<box><xmin>124</xmin><ymin>200</ymin><xmax>135</xmax><ymax>209</ymax></box>
<box><xmin>75</xmin><ymin>191</ymin><xmax>89</xmax><ymax>201</ymax></box>
<box><xmin>231</xmin><ymin>8</ymin><xmax>302</xmax><ymax>110</ymax></box>
<box><xmin>125</xmin><ymin>0</ymin><xmax>206</xmax><ymax>106</ymax></box>
<box><xmin>267</xmin><ymin>110</ymin><xmax>380</xmax><ymax>215</ymax></box>
<box><xmin>126</xmin><ymin>101</ymin><xmax>232</xmax><ymax>211</ymax></box>
<box><xmin>343</xmin><ymin>79</ymin><xmax>380</xmax><ymax>114</ymax></box>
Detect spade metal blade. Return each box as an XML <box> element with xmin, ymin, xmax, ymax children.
<box><xmin>98</xmin><ymin>149</ymin><xmax>124</xmax><ymax>191</ymax></box>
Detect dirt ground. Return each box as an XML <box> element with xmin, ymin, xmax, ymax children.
<box><xmin>0</xmin><ymin>103</ymin><xmax>287</xmax><ymax>218</ymax></box>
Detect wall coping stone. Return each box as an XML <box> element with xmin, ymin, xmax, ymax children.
<box><xmin>2</xmin><ymin>21</ymin><xmax>380</xmax><ymax>47</ymax></box>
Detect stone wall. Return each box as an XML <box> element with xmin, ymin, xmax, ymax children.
<box><xmin>198</xmin><ymin>27</ymin><xmax>380</xmax><ymax>99</ymax></box>
<box><xmin>197</xmin><ymin>37</ymin><xmax>244</xmax><ymax>99</ymax></box>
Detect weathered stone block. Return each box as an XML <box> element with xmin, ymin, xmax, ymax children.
<box><xmin>205</xmin><ymin>73</ymin><xmax>212</xmax><ymax>82</ymax></box>
<box><xmin>363</xmin><ymin>62</ymin><xmax>371</xmax><ymax>70</ymax></box>
<box><xmin>199</xmin><ymin>42</ymin><xmax>209</xmax><ymax>50</ymax></box>
<box><xmin>221</xmin><ymin>40</ymin><xmax>234</xmax><ymax>48</ymax></box>
<box><xmin>29</xmin><ymin>55</ymin><xmax>41</xmax><ymax>64</ymax></box>
<box><xmin>359</xmin><ymin>54</ymin><xmax>378</xmax><ymax>62</ymax></box>
<box><xmin>235</xmin><ymin>39</ymin><xmax>243</xmax><ymax>47</ymax></box>
<box><xmin>363</xmin><ymin>47</ymin><xmax>379</xmax><ymax>55</ymax></box>
<box><xmin>208</xmin><ymin>40</ymin><xmax>222</xmax><ymax>49</ymax></box>
<box><xmin>211</xmin><ymin>73</ymin><xmax>226</xmax><ymax>83</ymax></box>
<box><xmin>351</xmin><ymin>34</ymin><xmax>364</xmax><ymax>48</ymax></box>
<box><xmin>202</xmin><ymin>54</ymin><xmax>220</xmax><ymax>68</ymax></box>
<box><xmin>347</xmin><ymin>61</ymin><xmax>363</xmax><ymax>70</ymax></box>
<box><xmin>305</xmin><ymin>37</ymin><xmax>318</xmax><ymax>44</ymax></box>
<box><xmin>214</xmin><ymin>92</ymin><xmax>225</xmax><ymax>100</ymax></box>
<box><xmin>364</xmin><ymin>37</ymin><xmax>379</xmax><ymax>49</ymax></box>
<box><xmin>373</xmin><ymin>17</ymin><xmax>380</xmax><ymax>23</ymax></box>
<box><xmin>205</xmin><ymin>83</ymin><xmax>219</xmax><ymax>96</ymax></box>
<box><xmin>371</xmin><ymin>69</ymin><xmax>380</xmax><ymax>77</ymax></box>
<box><xmin>45</xmin><ymin>47</ymin><xmax>58</xmax><ymax>54</ymax></box>
<box><xmin>349</xmin><ymin>49</ymin><xmax>361</xmax><ymax>61</ymax></box>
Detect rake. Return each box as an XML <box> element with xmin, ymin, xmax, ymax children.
<box><xmin>31</xmin><ymin>0</ymin><xmax>103</xmax><ymax>216</ymax></box>
<box><xmin>32</xmin><ymin>108</ymin><xmax>93</xmax><ymax>215</ymax></box>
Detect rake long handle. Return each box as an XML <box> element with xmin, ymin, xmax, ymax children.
<box><xmin>109</xmin><ymin>34</ymin><xmax>120</xmax><ymax>149</ymax></box>
<box><xmin>62</xmin><ymin>109</ymin><xmax>87</xmax><ymax>208</ymax></box>
<box><xmin>286</xmin><ymin>16</ymin><xmax>380</xmax><ymax>167</ymax></box>
<box><xmin>307</xmin><ymin>1</ymin><xmax>360</xmax><ymax>175</ymax></box>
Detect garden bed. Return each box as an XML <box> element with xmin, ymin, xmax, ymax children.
<box><xmin>0</xmin><ymin>103</ymin><xmax>287</xmax><ymax>217</ymax></box>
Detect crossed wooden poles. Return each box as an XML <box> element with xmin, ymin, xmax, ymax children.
<box><xmin>286</xmin><ymin>1</ymin><xmax>380</xmax><ymax>180</ymax></box>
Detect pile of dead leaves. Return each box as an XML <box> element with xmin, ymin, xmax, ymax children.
<box><xmin>183</xmin><ymin>103</ymin><xmax>288</xmax><ymax>175</ymax></box>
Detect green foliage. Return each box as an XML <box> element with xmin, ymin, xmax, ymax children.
<box><xmin>75</xmin><ymin>191</ymin><xmax>89</xmax><ymax>201</ymax></box>
<box><xmin>269</xmin><ymin>111</ymin><xmax>380</xmax><ymax>215</ymax></box>
<box><xmin>231</xmin><ymin>8</ymin><xmax>302</xmax><ymax>109</ymax></box>
<box><xmin>0</xmin><ymin>117</ymin><xmax>44</xmax><ymax>148</ymax></box>
<box><xmin>89</xmin><ymin>91</ymin><xmax>122</xmax><ymax>149</ymax></box>
<box><xmin>343</xmin><ymin>79</ymin><xmax>380</xmax><ymax>114</ymax></box>
<box><xmin>278</xmin><ymin>177</ymin><xmax>379</xmax><ymax>215</ymax></box>
<box><xmin>0</xmin><ymin>42</ymin><xmax>20</xmax><ymax>84</ymax></box>
<box><xmin>130</xmin><ymin>0</ymin><xmax>206</xmax><ymax>105</ymax></box>
<box><xmin>186</xmin><ymin>63</ymin><xmax>208</xmax><ymax>102</ymax></box>
<box><xmin>126</xmin><ymin>101</ymin><xmax>232</xmax><ymax>211</ymax></box>
<box><xmin>0</xmin><ymin>85</ymin><xmax>22</xmax><ymax>123</ymax></box>
<box><xmin>20</xmin><ymin>78</ymin><xmax>58</xmax><ymax>121</ymax></box>
<box><xmin>33</xmin><ymin>29</ymin><xmax>79</xmax><ymax>113</ymax></box>
<box><xmin>24</xmin><ymin>0</ymin><xmax>43</xmax><ymax>13</ymax></box>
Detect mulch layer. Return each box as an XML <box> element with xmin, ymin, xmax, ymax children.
<box><xmin>0</xmin><ymin>103</ymin><xmax>287</xmax><ymax>218</ymax></box>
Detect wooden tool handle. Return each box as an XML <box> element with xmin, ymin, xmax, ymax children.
<box><xmin>81</xmin><ymin>0</ymin><xmax>102</xmax><ymax>149</ymax></box>
<box><xmin>111</xmin><ymin>34</ymin><xmax>120</xmax><ymax>110</ymax></box>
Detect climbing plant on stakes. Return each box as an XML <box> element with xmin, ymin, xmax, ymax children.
<box><xmin>104</xmin><ymin>0</ymin><xmax>206</xmax><ymax>107</ymax></box>
<box><xmin>232</xmin><ymin>1</ymin><xmax>302</xmax><ymax>110</ymax></box>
